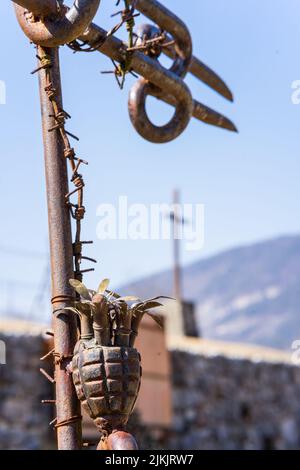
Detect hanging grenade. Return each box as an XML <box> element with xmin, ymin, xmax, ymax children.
<box><xmin>71</xmin><ymin>294</ymin><xmax>142</xmax><ymax>446</ymax></box>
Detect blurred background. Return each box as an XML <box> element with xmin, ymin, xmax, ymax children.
<box><xmin>1</xmin><ymin>0</ymin><xmax>300</xmax><ymax>450</ymax></box>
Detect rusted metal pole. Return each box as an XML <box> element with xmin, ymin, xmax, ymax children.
<box><xmin>37</xmin><ymin>46</ymin><xmax>81</xmax><ymax>450</ymax></box>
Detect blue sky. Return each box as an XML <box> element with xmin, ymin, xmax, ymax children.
<box><xmin>0</xmin><ymin>1</ymin><xmax>299</xmax><ymax>317</ymax></box>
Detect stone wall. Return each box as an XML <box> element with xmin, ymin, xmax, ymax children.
<box><xmin>0</xmin><ymin>321</ymin><xmax>54</xmax><ymax>450</ymax></box>
<box><xmin>168</xmin><ymin>341</ymin><xmax>300</xmax><ymax>450</ymax></box>
<box><xmin>1</xmin><ymin>320</ymin><xmax>300</xmax><ymax>450</ymax></box>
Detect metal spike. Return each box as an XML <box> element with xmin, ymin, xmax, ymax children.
<box><xmin>40</xmin><ymin>368</ymin><xmax>56</xmax><ymax>384</ymax></box>
<box><xmin>49</xmin><ymin>417</ymin><xmax>57</xmax><ymax>427</ymax></box>
<box><xmin>45</xmin><ymin>329</ymin><xmax>54</xmax><ymax>337</ymax></box>
<box><xmin>40</xmin><ymin>348</ymin><xmax>55</xmax><ymax>361</ymax></box>
<box><xmin>150</xmin><ymin>88</ymin><xmax>238</xmax><ymax>133</ymax></box>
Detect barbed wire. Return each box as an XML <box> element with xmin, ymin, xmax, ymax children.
<box><xmin>68</xmin><ymin>0</ymin><xmax>139</xmax><ymax>54</ymax></box>
<box><xmin>67</xmin><ymin>0</ymin><xmax>173</xmax><ymax>90</ymax></box>
<box><xmin>32</xmin><ymin>50</ymin><xmax>97</xmax><ymax>282</ymax></box>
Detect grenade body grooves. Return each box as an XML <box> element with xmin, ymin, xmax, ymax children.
<box><xmin>72</xmin><ymin>340</ymin><xmax>142</xmax><ymax>433</ymax></box>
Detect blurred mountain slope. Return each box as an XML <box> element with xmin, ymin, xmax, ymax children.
<box><xmin>119</xmin><ymin>235</ymin><xmax>300</xmax><ymax>350</ymax></box>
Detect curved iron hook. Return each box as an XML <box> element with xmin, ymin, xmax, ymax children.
<box><xmin>129</xmin><ymin>0</ymin><xmax>192</xmax><ymax>77</ymax></box>
<box><xmin>128</xmin><ymin>0</ymin><xmax>193</xmax><ymax>143</ymax></box>
<box><xmin>12</xmin><ymin>0</ymin><xmax>58</xmax><ymax>18</ymax></box>
<box><xmin>128</xmin><ymin>78</ymin><xmax>192</xmax><ymax>144</ymax></box>
<box><xmin>80</xmin><ymin>22</ymin><xmax>236</xmax><ymax>134</ymax></box>
<box><xmin>80</xmin><ymin>22</ymin><xmax>194</xmax><ymax>143</ymax></box>
<box><xmin>13</xmin><ymin>0</ymin><xmax>101</xmax><ymax>47</ymax></box>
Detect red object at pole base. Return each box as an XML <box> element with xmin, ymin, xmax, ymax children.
<box><xmin>98</xmin><ymin>431</ymin><xmax>139</xmax><ymax>451</ymax></box>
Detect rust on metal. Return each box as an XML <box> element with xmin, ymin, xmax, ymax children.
<box><xmin>129</xmin><ymin>0</ymin><xmax>192</xmax><ymax>77</ymax></box>
<box><xmin>72</xmin><ymin>344</ymin><xmax>141</xmax><ymax>437</ymax></box>
<box><xmin>12</xmin><ymin>0</ymin><xmax>58</xmax><ymax>18</ymax></box>
<box><xmin>80</xmin><ymin>20</ymin><xmax>237</xmax><ymax>140</ymax></box>
<box><xmin>10</xmin><ymin>0</ymin><xmax>237</xmax><ymax>451</ymax></box>
<box><xmin>67</xmin><ymin>279</ymin><xmax>168</xmax><ymax>448</ymax></box>
<box><xmin>40</xmin><ymin>348</ymin><xmax>55</xmax><ymax>361</ymax></box>
<box><xmin>127</xmin><ymin>0</ymin><xmax>193</xmax><ymax>143</ymax></box>
<box><xmin>71</xmin><ymin>290</ymin><xmax>142</xmax><ymax>449</ymax></box>
<box><xmin>128</xmin><ymin>74</ymin><xmax>193</xmax><ymax>143</ymax></box>
<box><xmin>36</xmin><ymin>46</ymin><xmax>82</xmax><ymax>450</ymax></box>
<box><xmin>45</xmin><ymin>329</ymin><xmax>54</xmax><ymax>337</ymax></box>
<box><xmin>161</xmin><ymin>40</ymin><xmax>234</xmax><ymax>102</ymax></box>
<box><xmin>40</xmin><ymin>367</ymin><xmax>56</xmax><ymax>384</ymax></box>
<box><xmin>11</xmin><ymin>0</ymin><xmax>236</xmax><ymax>141</ymax></box>
<box><xmin>149</xmin><ymin>87</ymin><xmax>238</xmax><ymax>132</ymax></box>
<box><xmin>13</xmin><ymin>0</ymin><xmax>101</xmax><ymax>47</ymax></box>
<box><xmin>99</xmin><ymin>431</ymin><xmax>139</xmax><ymax>450</ymax></box>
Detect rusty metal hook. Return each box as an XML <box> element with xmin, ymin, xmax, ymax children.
<box><xmin>127</xmin><ymin>0</ymin><xmax>193</xmax><ymax>143</ymax></box>
<box><xmin>79</xmin><ymin>19</ymin><xmax>237</xmax><ymax>136</ymax></box>
<box><xmin>129</xmin><ymin>0</ymin><xmax>192</xmax><ymax>77</ymax></box>
<box><xmin>12</xmin><ymin>0</ymin><xmax>58</xmax><ymax>18</ymax></box>
<box><xmin>13</xmin><ymin>0</ymin><xmax>101</xmax><ymax>47</ymax></box>
<box><xmin>127</xmin><ymin>47</ymin><xmax>193</xmax><ymax>144</ymax></box>
<box><xmin>128</xmin><ymin>77</ymin><xmax>193</xmax><ymax>144</ymax></box>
